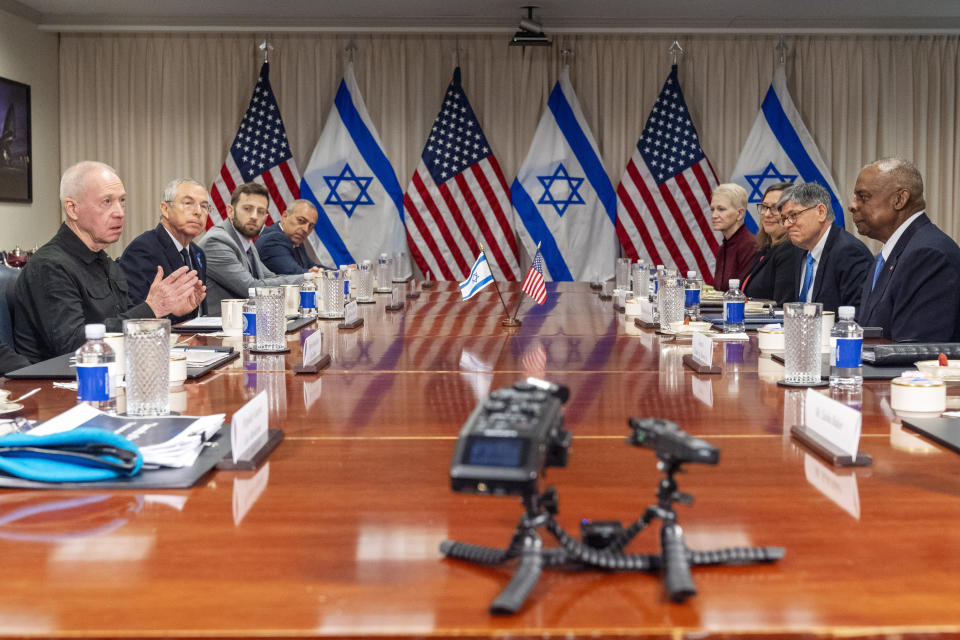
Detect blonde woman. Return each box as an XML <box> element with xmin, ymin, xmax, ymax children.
<box><xmin>710</xmin><ymin>183</ymin><xmax>753</xmax><ymax>291</ymax></box>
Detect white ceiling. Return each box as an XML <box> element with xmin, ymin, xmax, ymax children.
<box><xmin>4</xmin><ymin>0</ymin><xmax>960</xmax><ymax>32</ymax></box>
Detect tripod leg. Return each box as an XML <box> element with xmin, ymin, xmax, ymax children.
<box><xmin>490</xmin><ymin>532</ymin><xmax>544</xmax><ymax>615</ymax></box>
<box><xmin>661</xmin><ymin>522</ymin><xmax>696</xmax><ymax>602</ymax></box>
<box><xmin>687</xmin><ymin>545</ymin><xmax>786</xmax><ymax>566</ymax></box>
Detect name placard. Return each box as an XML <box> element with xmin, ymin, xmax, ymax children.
<box><xmin>231</xmin><ymin>391</ymin><xmax>269</xmax><ymax>464</ymax></box>
<box><xmin>302</xmin><ymin>329</ymin><xmax>323</xmax><ymax>367</ymax></box>
<box><xmin>804</xmin><ymin>388</ymin><xmax>862</xmax><ymax>457</ymax></box>
<box><xmin>638</xmin><ymin>299</ymin><xmax>655</xmax><ymax>324</ymax></box>
<box><xmin>344</xmin><ymin>299</ymin><xmax>359</xmax><ymax>325</ymax></box>
<box><xmin>692</xmin><ymin>331</ymin><xmax>713</xmax><ymax>368</ymax></box>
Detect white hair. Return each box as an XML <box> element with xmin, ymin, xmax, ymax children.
<box><xmin>161</xmin><ymin>178</ymin><xmax>205</xmax><ymax>204</ymax></box>
<box><xmin>59</xmin><ymin>161</ymin><xmax>119</xmax><ymax>205</ymax></box>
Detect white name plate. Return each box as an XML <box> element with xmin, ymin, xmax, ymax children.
<box><xmin>231</xmin><ymin>391</ymin><xmax>269</xmax><ymax>464</ymax></box>
<box><xmin>302</xmin><ymin>329</ymin><xmax>323</xmax><ymax>366</ymax></box>
<box><xmin>804</xmin><ymin>388</ymin><xmax>862</xmax><ymax>457</ymax></box>
<box><xmin>344</xmin><ymin>299</ymin><xmax>359</xmax><ymax>325</ymax></box>
<box><xmin>638</xmin><ymin>299</ymin><xmax>655</xmax><ymax>324</ymax></box>
<box><xmin>692</xmin><ymin>331</ymin><xmax>713</xmax><ymax>368</ymax></box>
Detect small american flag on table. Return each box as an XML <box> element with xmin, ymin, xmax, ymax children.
<box><xmin>521</xmin><ymin>249</ymin><xmax>547</xmax><ymax>305</ymax></box>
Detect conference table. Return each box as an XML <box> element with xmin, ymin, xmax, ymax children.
<box><xmin>0</xmin><ymin>281</ymin><xmax>959</xmax><ymax>639</ymax></box>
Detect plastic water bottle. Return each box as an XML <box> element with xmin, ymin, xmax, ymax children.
<box><xmin>830</xmin><ymin>306</ymin><xmax>863</xmax><ymax>388</ymax></box>
<box><xmin>75</xmin><ymin>323</ymin><xmax>117</xmax><ymax>414</ymax></box>
<box><xmin>684</xmin><ymin>270</ymin><xmax>702</xmax><ymax>320</ymax></box>
<box><xmin>242</xmin><ymin>288</ymin><xmax>257</xmax><ymax>350</ymax></box>
<box><xmin>723</xmin><ymin>279</ymin><xmax>746</xmax><ymax>333</ymax></box>
<box><xmin>299</xmin><ymin>273</ymin><xmax>317</xmax><ymax>318</ymax></box>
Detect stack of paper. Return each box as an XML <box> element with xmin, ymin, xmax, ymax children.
<box><xmin>29</xmin><ymin>404</ymin><xmax>225</xmax><ymax>468</ymax></box>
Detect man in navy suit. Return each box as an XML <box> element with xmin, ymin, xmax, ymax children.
<box><xmin>852</xmin><ymin>158</ymin><xmax>960</xmax><ymax>342</ymax></box>
<box><xmin>120</xmin><ymin>178</ymin><xmax>209</xmax><ymax>324</ymax></box>
<box><xmin>779</xmin><ymin>181</ymin><xmax>872</xmax><ymax>314</ymax></box>
<box><xmin>255</xmin><ymin>200</ymin><xmax>329</xmax><ymax>274</ymax></box>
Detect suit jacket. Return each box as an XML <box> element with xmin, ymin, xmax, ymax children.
<box><xmin>742</xmin><ymin>240</ymin><xmax>802</xmax><ymax>305</ymax></box>
<box><xmin>197</xmin><ymin>218</ymin><xmax>303</xmax><ymax>315</ymax></box>
<box><xmin>795</xmin><ymin>224</ymin><xmax>873</xmax><ymax>314</ymax></box>
<box><xmin>712</xmin><ymin>224</ymin><xmax>755</xmax><ymax>291</ymax></box>
<box><xmin>858</xmin><ymin>213</ymin><xmax>960</xmax><ymax>342</ymax></box>
<box><xmin>255</xmin><ymin>223</ymin><xmax>317</xmax><ymax>275</ymax></box>
<box><xmin>119</xmin><ymin>224</ymin><xmax>207</xmax><ymax>324</ymax></box>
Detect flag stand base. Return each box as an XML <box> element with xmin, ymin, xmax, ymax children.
<box><xmin>501</xmin><ymin>317</ymin><xmax>522</xmax><ymax>327</ymax></box>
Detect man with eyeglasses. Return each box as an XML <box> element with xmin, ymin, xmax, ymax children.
<box><xmin>851</xmin><ymin>158</ymin><xmax>960</xmax><ymax>342</ymax></box>
<box><xmin>255</xmin><ymin>199</ymin><xmax>329</xmax><ymax>274</ymax></box>
<box><xmin>120</xmin><ymin>178</ymin><xmax>211</xmax><ymax>323</ymax></box>
<box><xmin>778</xmin><ymin>181</ymin><xmax>872</xmax><ymax>314</ymax></box>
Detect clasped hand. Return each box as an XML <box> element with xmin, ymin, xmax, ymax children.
<box><xmin>145</xmin><ymin>266</ymin><xmax>206</xmax><ymax>318</ymax></box>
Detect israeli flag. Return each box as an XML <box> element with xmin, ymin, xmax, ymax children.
<box><xmin>300</xmin><ymin>63</ymin><xmax>407</xmax><ymax>267</ymax></box>
<box><xmin>459</xmin><ymin>254</ymin><xmax>493</xmax><ymax>300</ymax></box>
<box><xmin>511</xmin><ymin>67</ymin><xmax>617</xmax><ymax>282</ymax></box>
<box><xmin>730</xmin><ymin>67</ymin><xmax>844</xmax><ymax>231</ymax></box>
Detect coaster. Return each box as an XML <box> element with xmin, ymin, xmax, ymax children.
<box><xmin>776</xmin><ymin>378</ymin><xmax>829</xmax><ymax>388</ymax></box>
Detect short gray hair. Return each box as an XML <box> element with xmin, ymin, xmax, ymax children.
<box><xmin>285</xmin><ymin>199</ymin><xmax>317</xmax><ymax>214</ymax></box>
<box><xmin>711</xmin><ymin>183</ymin><xmax>748</xmax><ymax>210</ymax></box>
<box><xmin>161</xmin><ymin>178</ymin><xmax>205</xmax><ymax>204</ymax></box>
<box><xmin>777</xmin><ymin>181</ymin><xmax>834</xmax><ymax>221</ymax></box>
<box><xmin>59</xmin><ymin>160</ymin><xmax>119</xmax><ymax>204</ymax></box>
<box><xmin>870</xmin><ymin>157</ymin><xmax>924</xmax><ymax>201</ymax></box>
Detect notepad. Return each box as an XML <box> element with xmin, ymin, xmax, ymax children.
<box><xmin>177</xmin><ymin>316</ymin><xmax>223</xmax><ymax>329</ymax></box>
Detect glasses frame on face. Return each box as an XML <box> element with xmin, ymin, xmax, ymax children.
<box><xmin>166</xmin><ymin>198</ymin><xmax>212</xmax><ymax>214</ymax></box>
<box><xmin>779</xmin><ymin>205</ymin><xmax>817</xmax><ymax>226</ymax></box>
<box><xmin>756</xmin><ymin>203</ymin><xmax>781</xmax><ymax>218</ymax></box>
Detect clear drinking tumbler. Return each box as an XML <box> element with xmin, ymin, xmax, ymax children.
<box><xmin>783</xmin><ymin>302</ymin><xmax>823</xmax><ymax>384</ymax></box>
<box><xmin>322</xmin><ymin>269</ymin><xmax>346</xmax><ymax>318</ymax></box>
<box><xmin>255</xmin><ymin>286</ymin><xmax>286</xmax><ymax>351</ymax></box>
<box><xmin>356</xmin><ymin>261</ymin><xmax>374</xmax><ymax>303</ymax></box>
<box><xmin>615</xmin><ymin>257</ymin><xmax>631</xmax><ymax>293</ymax></box>
<box><xmin>657</xmin><ymin>268</ymin><xmax>684</xmax><ymax>330</ymax></box>
<box><xmin>124</xmin><ymin>318</ymin><xmax>171</xmax><ymax>416</ymax></box>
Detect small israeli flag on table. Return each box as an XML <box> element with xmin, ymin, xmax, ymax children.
<box><xmin>459</xmin><ymin>255</ymin><xmax>493</xmax><ymax>300</ymax></box>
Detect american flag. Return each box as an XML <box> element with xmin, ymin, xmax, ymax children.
<box><xmin>404</xmin><ymin>68</ymin><xmax>521</xmax><ymax>282</ymax></box>
<box><xmin>521</xmin><ymin>249</ymin><xmax>547</xmax><ymax>305</ymax></box>
<box><xmin>615</xmin><ymin>65</ymin><xmax>721</xmax><ymax>285</ymax></box>
<box><xmin>208</xmin><ymin>62</ymin><xmax>300</xmax><ymax>228</ymax></box>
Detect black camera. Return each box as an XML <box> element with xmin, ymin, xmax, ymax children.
<box><xmin>627</xmin><ymin>418</ymin><xmax>719</xmax><ymax>466</ymax></box>
<box><xmin>449</xmin><ymin>379</ymin><xmax>571</xmax><ymax>496</ymax></box>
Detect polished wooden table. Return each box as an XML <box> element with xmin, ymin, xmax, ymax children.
<box><xmin>2</xmin><ymin>282</ymin><xmax>959</xmax><ymax>638</ymax></box>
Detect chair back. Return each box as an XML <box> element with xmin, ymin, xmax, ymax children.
<box><xmin>0</xmin><ymin>264</ymin><xmax>20</xmax><ymax>347</ymax></box>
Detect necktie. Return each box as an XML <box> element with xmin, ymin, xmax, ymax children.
<box><xmin>180</xmin><ymin>248</ymin><xmax>192</xmax><ymax>270</ymax></box>
<box><xmin>246</xmin><ymin>247</ymin><xmax>260</xmax><ymax>279</ymax></box>
<box><xmin>871</xmin><ymin>253</ymin><xmax>886</xmax><ymax>290</ymax></box>
<box><xmin>798</xmin><ymin>253</ymin><xmax>815</xmax><ymax>302</ymax></box>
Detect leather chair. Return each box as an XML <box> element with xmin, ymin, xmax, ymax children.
<box><xmin>0</xmin><ymin>264</ymin><xmax>20</xmax><ymax>348</ymax></box>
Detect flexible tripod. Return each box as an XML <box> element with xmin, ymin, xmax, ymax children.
<box><xmin>440</xmin><ymin>461</ymin><xmax>785</xmax><ymax>614</ymax></box>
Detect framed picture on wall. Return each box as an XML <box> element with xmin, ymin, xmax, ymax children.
<box><xmin>0</xmin><ymin>76</ymin><xmax>31</xmax><ymax>203</ymax></box>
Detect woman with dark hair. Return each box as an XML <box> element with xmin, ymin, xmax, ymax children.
<box><xmin>742</xmin><ymin>182</ymin><xmax>802</xmax><ymax>304</ymax></box>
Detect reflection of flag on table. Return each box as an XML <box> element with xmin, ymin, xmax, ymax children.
<box><xmin>521</xmin><ymin>249</ymin><xmax>547</xmax><ymax>305</ymax></box>
<box><xmin>459</xmin><ymin>254</ymin><xmax>493</xmax><ymax>300</ymax></box>
<box><xmin>512</xmin><ymin>67</ymin><xmax>617</xmax><ymax>282</ymax></box>
<box><xmin>729</xmin><ymin>66</ymin><xmax>843</xmax><ymax>228</ymax></box>
<box><xmin>300</xmin><ymin>63</ymin><xmax>406</xmax><ymax>267</ymax></box>
<box><xmin>209</xmin><ymin>62</ymin><xmax>300</xmax><ymax>228</ymax></box>
<box><xmin>615</xmin><ymin>65</ymin><xmax>720</xmax><ymax>285</ymax></box>
<box><xmin>404</xmin><ymin>68</ymin><xmax>521</xmax><ymax>282</ymax></box>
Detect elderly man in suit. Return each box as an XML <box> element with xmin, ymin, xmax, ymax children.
<box><xmin>255</xmin><ymin>199</ymin><xmax>329</xmax><ymax>274</ymax></box>
<box><xmin>778</xmin><ymin>181</ymin><xmax>873</xmax><ymax>314</ymax></box>
<box><xmin>120</xmin><ymin>178</ymin><xmax>210</xmax><ymax>323</ymax></box>
<box><xmin>851</xmin><ymin>158</ymin><xmax>960</xmax><ymax>342</ymax></box>
<box><xmin>198</xmin><ymin>182</ymin><xmax>304</xmax><ymax>315</ymax></box>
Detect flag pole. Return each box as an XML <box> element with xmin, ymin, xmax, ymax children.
<box><xmin>480</xmin><ymin>244</ymin><xmax>520</xmax><ymax>327</ymax></box>
<box><xmin>511</xmin><ymin>242</ymin><xmax>542</xmax><ymax>323</ymax></box>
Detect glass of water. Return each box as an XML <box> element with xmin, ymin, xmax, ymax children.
<box><xmin>658</xmin><ymin>268</ymin><xmax>684</xmax><ymax>330</ymax></box>
<box><xmin>356</xmin><ymin>261</ymin><xmax>374</xmax><ymax>302</ymax></box>
<box><xmin>783</xmin><ymin>302</ymin><xmax>823</xmax><ymax>384</ymax></box>
<box><xmin>255</xmin><ymin>286</ymin><xmax>286</xmax><ymax>351</ymax></box>
<box><xmin>124</xmin><ymin>318</ymin><xmax>170</xmax><ymax>416</ymax></box>
<box><xmin>376</xmin><ymin>254</ymin><xmax>392</xmax><ymax>292</ymax></box>
<box><xmin>322</xmin><ymin>269</ymin><xmax>345</xmax><ymax>318</ymax></box>
<box><xmin>631</xmin><ymin>261</ymin><xmax>647</xmax><ymax>299</ymax></box>
<box><xmin>615</xmin><ymin>257</ymin><xmax>631</xmax><ymax>292</ymax></box>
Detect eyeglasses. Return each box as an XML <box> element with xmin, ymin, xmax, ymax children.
<box><xmin>755</xmin><ymin>203</ymin><xmax>779</xmax><ymax>217</ymax></box>
<box><xmin>779</xmin><ymin>205</ymin><xmax>817</xmax><ymax>226</ymax></box>
<box><xmin>167</xmin><ymin>198</ymin><xmax>212</xmax><ymax>214</ymax></box>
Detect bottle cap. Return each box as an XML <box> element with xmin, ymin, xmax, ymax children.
<box><xmin>247</xmin><ymin>288</ymin><xmax>256</xmax><ymax>297</ymax></box>
<box><xmin>656</xmin><ymin>264</ymin><xmax>664</xmax><ymax>269</ymax></box>
<box><xmin>687</xmin><ymin>270</ymin><xmax>696</xmax><ymax>278</ymax></box>
<box><xmin>729</xmin><ymin>279</ymin><xmax>740</xmax><ymax>289</ymax></box>
<box><xmin>303</xmin><ymin>273</ymin><xmax>313</xmax><ymax>281</ymax></box>
<box><xmin>838</xmin><ymin>306</ymin><xmax>855</xmax><ymax>320</ymax></box>
<box><xmin>84</xmin><ymin>323</ymin><xmax>106</xmax><ymax>339</ymax></box>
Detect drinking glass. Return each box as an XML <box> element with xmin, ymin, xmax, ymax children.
<box><xmin>254</xmin><ymin>286</ymin><xmax>286</xmax><ymax>351</ymax></box>
<box><xmin>356</xmin><ymin>262</ymin><xmax>374</xmax><ymax>302</ymax></box>
<box><xmin>375</xmin><ymin>254</ymin><xmax>393</xmax><ymax>292</ymax></box>
<box><xmin>322</xmin><ymin>269</ymin><xmax>345</xmax><ymax>318</ymax></box>
<box><xmin>631</xmin><ymin>262</ymin><xmax>646</xmax><ymax>299</ymax></box>
<box><xmin>124</xmin><ymin>318</ymin><xmax>170</xmax><ymax>416</ymax></box>
<box><xmin>615</xmin><ymin>257</ymin><xmax>631</xmax><ymax>292</ymax></box>
<box><xmin>657</xmin><ymin>269</ymin><xmax>684</xmax><ymax>330</ymax></box>
<box><xmin>783</xmin><ymin>302</ymin><xmax>823</xmax><ymax>384</ymax></box>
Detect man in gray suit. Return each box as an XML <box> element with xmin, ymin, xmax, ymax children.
<box><xmin>198</xmin><ymin>182</ymin><xmax>308</xmax><ymax>314</ymax></box>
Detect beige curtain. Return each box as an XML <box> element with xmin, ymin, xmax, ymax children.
<box><xmin>59</xmin><ymin>33</ymin><xmax>960</xmax><ymax>256</ymax></box>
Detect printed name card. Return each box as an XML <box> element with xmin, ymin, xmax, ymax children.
<box><xmin>692</xmin><ymin>331</ymin><xmax>714</xmax><ymax>368</ymax></box>
<box><xmin>344</xmin><ymin>299</ymin><xmax>359</xmax><ymax>325</ymax></box>
<box><xmin>302</xmin><ymin>329</ymin><xmax>324</xmax><ymax>367</ymax></box>
<box><xmin>639</xmin><ymin>299</ymin><xmax>655</xmax><ymax>324</ymax></box>
<box><xmin>804</xmin><ymin>388</ymin><xmax>862</xmax><ymax>457</ymax></box>
<box><xmin>231</xmin><ymin>391</ymin><xmax>269</xmax><ymax>463</ymax></box>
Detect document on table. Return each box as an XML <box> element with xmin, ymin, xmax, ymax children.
<box><xmin>177</xmin><ymin>316</ymin><xmax>223</xmax><ymax>329</ymax></box>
